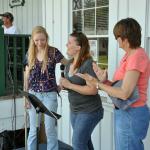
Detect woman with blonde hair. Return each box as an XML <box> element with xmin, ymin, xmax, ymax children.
<box><xmin>24</xmin><ymin>26</ymin><xmax>66</xmax><ymax>150</ymax></box>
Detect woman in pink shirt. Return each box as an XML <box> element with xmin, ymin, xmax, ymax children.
<box><xmin>77</xmin><ymin>18</ymin><xmax>150</xmax><ymax>150</ymax></box>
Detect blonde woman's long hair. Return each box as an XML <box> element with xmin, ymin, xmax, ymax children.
<box><xmin>28</xmin><ymin>26</ymin><xmax>49</xmax><ymax>72</ymax></box>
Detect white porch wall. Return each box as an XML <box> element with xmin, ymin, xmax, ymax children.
<box><xmin>42</xmin><ymin>0</ymin><xmax>70</xmax><ymax>56</ymax></box>
<box><xmin>0</xmin><ymin>0</ymin><xmax>43</xmax><ymax>34</ymax></box>
<box><xmin>0</xmin><ymin>0</ymin><xmax>149</xmax><ymax>150</ymax></box>
<box><xmin>0</xmin><ymin>98</ymin><xmax>25</xmax><ymax>132</ymax></box>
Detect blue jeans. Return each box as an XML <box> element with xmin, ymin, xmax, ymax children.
<box><xmin>71</xmin><ymin>108</ymin><xmax>103</xmax><ymax>150</ymax></box>
<box><xmin>114</xmin><ymin>105</ymin><xmax>150</xmax><ymax>150</ymax></box>
<box><xmin>27</xmin><ymin>91</ymin><xmax>58</xmax><ymax>150</ymax></box>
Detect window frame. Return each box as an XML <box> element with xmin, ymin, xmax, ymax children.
<box><xmin>72</xmin><ymin>0</ymin><xmax>109</xmax><ymax>68</ymax></box>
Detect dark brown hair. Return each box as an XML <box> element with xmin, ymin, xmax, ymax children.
<box><xmin>113</xmin><ymin>18</ymin><xmax>141</xmax><ymax>48</ymax></box>
<box><xmin>70</xmin><ymin>32</ymin><xmax>91</xmax><ymax>69</ymax></box>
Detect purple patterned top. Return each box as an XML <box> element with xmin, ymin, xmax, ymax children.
<box><xmin>28</xmin><ymin>46</ymin><xmax>64</xmax><ymax>92</ymax></box>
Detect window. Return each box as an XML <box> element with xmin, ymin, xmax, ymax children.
<box><xmin>73</xmin><ymin>0</ymin><xmax>109</xmax><ymax>68</ymax></box>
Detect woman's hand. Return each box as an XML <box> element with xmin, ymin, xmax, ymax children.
<box><xmin>59</xmin><ymin>77</ymin><xmax>72</xmax><ymax>89</ymax></box>
<box><xmin>76</xmin><ymin>73</ymin><xmax>98</xmax><ymax>88</ymax></box>
<box><xmin>57</xmin><ymin>85</ymin><xmax>63</xmax><ymax>92</ymax></box>
<box><xmin>93</xmin><ymin>62</ymin><xmax>107</xmax><ymax>82</ymax></box>
<box><xmin>24</xmin><ymin>97</ymin><xmax>31</xmax><ymax>109</ymax></box>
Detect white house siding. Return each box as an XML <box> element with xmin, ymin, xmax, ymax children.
<box><xmin>0</xmin><ymin>98</ymin><xmax>25</xmax><ymax>132</ymax></box>
<box><xmin>42</xmin><ymin>0</ymin><xmax>70</xmax><ymax>54</ymax></box>
<box><xmin>0</xmin><ymin>0</ymin><xmax>149</xmax><ymax>150</ymax></box>
<box><xmin>0</xmin><ymin>0</ymin><xmax>43</xmax><ymax>34</ymax></box>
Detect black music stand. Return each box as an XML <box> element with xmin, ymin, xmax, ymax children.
<box><xmin>19</xmin><ymin>90</ymin><xmax>61</xmax><ymax>150</ymax></box>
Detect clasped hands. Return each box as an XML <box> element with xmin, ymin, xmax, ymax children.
<box><xmin>59</xmin><ymin>63</ymin><xmax>107</xmax><ymax>90</ymax></box>
<box><xmin>76</xmin><ymin>63</ymin><xmax>107</xmax><ymax>88</ymax></box>
<box><xmin>59</xmin><ymin>78</ymin><xmax>72</xmax><ymax>90</ymax></box>
<box><xmin>76</xmin><ymin>73</ymin><xmax>98</xmax><ymax>88</ymax></box>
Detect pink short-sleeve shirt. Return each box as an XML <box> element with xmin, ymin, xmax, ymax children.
<box><xmin>113</xmin><ymin>48</ymin><xmax>150</xmax><ymax>107</ymax></box>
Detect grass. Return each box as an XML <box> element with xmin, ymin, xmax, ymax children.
<box><xmin>98</xmin><ymin>55</ymin><xmax>108</xmax><ymax>69</ymax></box>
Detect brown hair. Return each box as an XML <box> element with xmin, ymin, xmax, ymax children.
<box><xmin>113</xmin><ymin>18</ymin><xmax>141</xmax><ymax>48</ymax></box>
<box><xmin>28</xmin><ymin>26</ymin><xmax>49</xmax><ymax>72</ymax></box>
<box><xmin>70</xmin><ymin>32</ymin><xmax>91</xmax><ymax>69</ymax></box>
